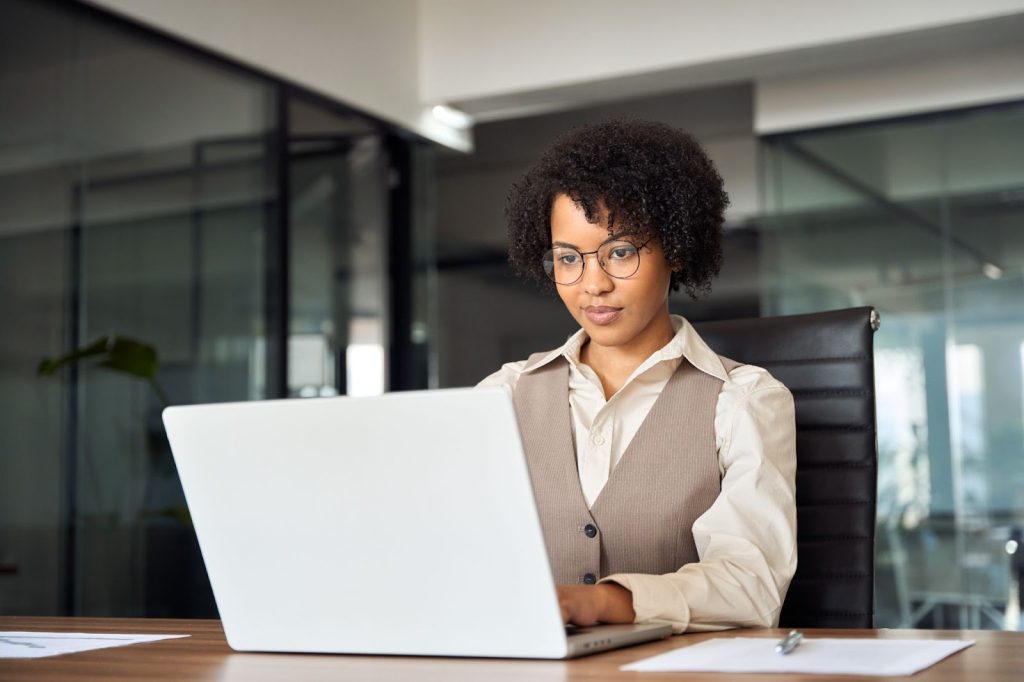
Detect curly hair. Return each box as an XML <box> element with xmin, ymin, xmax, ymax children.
<box><xmin>505</xmin><ymin>117</ymin><xmax>729</xmax><ymax>298</ymax></box>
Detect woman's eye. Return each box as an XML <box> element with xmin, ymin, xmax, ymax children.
<box><xmin>609</xmin><ymin>247</ymin><xmax>634</xmax><ymax>259</ymax></box>
<box><xmin>559</xmin><ymin>254</ymin><xmax>579</xmax><ymax>265</ymax></box>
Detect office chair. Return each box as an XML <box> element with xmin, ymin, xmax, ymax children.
<box><xmin>693</xmin><ymin>306</ymin><xmax>879</xmax><ymax>628</ymax></box>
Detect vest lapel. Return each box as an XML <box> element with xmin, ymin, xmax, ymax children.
<box><xmin>512</xmin><ymin>356</ymin><xmax>593</xmax><ymax>528</ymax></box>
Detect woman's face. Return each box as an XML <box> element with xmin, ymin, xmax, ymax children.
<box><xmin>549</xmin><ymin>193</ymin><xmax>674</xmax><ymax>352</ymax></box>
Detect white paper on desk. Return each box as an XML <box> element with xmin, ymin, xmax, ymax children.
<box><xmin>0</xmin><ymin>631</ymin><xmax>189</xmax><ymax>659</ymax></box>
<box><xmin>622</xmin><ymin>637</ymin><xmax>974</xmax><ymax>676</ymax></box>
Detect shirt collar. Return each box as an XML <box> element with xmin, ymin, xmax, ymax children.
<box><xmin>521</xmin><ymin>314</ymin><xmax>730</xmax><ymax>382</ymax></box>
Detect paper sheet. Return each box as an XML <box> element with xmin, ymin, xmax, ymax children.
<box><xmin>0</xmin><ymin>631</ymin><xmax>189</xmax><ymax>659</ymax></box>
<box><xmin>622</xmin><ymin>637</ymin><xmax>974</xmax><ymax>676</ymax></box>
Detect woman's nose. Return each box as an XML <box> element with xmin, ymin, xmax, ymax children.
<box><xmin>581</xmin><ymin>253</ymin><xmax>613</xmax><ymax>294</ymax></box>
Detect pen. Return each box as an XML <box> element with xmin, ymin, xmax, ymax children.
<box><xmin>775</xmin><ymin>630</ymin><xmax>803</xmax><ymax>655</ymax></box>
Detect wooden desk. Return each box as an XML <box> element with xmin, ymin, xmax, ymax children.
<box><xmin>1</xmin><ymin>617</ymin><xmax>1021</xmax><ymax>681</ymax></box>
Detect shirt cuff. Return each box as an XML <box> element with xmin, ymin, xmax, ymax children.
<box><xmin>599</xmin><ymin>573</ymin><xmax>691</xmax><ymax>634</ymax></box>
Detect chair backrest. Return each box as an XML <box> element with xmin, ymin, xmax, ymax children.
<box><xmin>693</xmin><ymin>306</ymin><xmax>879</xmax><ymax>628</ymax></box>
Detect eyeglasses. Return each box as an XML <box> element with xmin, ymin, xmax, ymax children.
<box><xmin>542</xmin><ymin>237</ymin><xmax>652</xmax><ymax>286</ymax></box>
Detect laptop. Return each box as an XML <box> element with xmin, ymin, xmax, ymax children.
<box><xmin>162</xmin><ymin>387</ymin><xmax>671</xmax><ymax>659</ymax></box>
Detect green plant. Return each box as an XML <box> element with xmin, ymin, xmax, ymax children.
<box><xmin>38</xmin><ymin>335</ymin><xmax>169</xmax><ymax>407</ymax></box>
<box><xmin>38</xmin><ymin>335</ymin><xmax>189</xmax><ymax>525</ymax></box>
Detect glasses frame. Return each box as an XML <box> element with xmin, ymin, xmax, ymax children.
<box><xmin>543</xmin><ymin>235</ymin><xmax>653</xmax><ymax>286</ymax></box>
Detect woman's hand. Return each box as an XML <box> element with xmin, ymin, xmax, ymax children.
<box><xmin>556</xmin><ymin>583</ymin><xmax>635</xmax><ymax>627</ymax></box>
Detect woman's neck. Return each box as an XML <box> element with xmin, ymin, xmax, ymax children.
<box><xmin>580</xmin><ymin>313</ymin><xmax>676</xmax><ymax>399</ymax></box>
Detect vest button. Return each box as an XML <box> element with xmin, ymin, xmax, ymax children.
<box><xmin>583</xmin><ymin>523</ymin><xmax>598</xmax><ymax>538</ymax></box>
<box><xmin>582</xmin><ymin>573</ymin><xmax>597</xmax><ymax>585</ymax></box>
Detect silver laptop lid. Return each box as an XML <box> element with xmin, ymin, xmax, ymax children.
<box><xmin>164</xmin><ymin>387</ymin><xmax>569</xmax><ymax>658</ymax></box>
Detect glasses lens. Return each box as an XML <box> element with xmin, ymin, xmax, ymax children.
<box><xmin>543</xmin><ymin>247</ymin><xmax>583</xmax><ymax>284</ymax></box>
<box><xmin>598</xmin><ymin>241</ymin><xmax>641</xmax><ymax>278</ymax></box>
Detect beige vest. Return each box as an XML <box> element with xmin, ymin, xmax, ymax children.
<box><xmin>513</xmin><ymin>353</ymin><xmax>739</xmax><ymax>584</ymax></box>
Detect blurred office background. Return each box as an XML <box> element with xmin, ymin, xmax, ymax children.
<box><xmin>1</xmin><ymin>0</ymin><xmax>1022</xmax><ymax>629</ymax></box>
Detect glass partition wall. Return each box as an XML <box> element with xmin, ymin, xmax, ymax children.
<box><xmin>0</xmin><ymin>0</ymin><xmax>423</xmax><ymax>617</ymax></box>
<box><xmin>760</xmin><ymin>103</ymin><xmax>1024</xmax><ymax>630</ymax></box>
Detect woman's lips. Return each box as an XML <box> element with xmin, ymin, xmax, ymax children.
<box><xmin>584</xmin><ymin>306</ymin><xmax>623</xmax><ymax>325</ymax></box>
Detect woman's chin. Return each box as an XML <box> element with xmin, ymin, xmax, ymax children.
<box><xmin>581</xmin><ymin>322</ymin><xmax>632</xmax><ymax>348</ymax></box>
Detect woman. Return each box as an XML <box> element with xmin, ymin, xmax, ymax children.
<box><xmin>478</xmin><ymin>118</ymin><xmax>797</xmax><ymax>634</ymax></box>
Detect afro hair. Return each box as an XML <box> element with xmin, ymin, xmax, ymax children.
<box><xmin>504</xmin><ymin>117</ymin><xmax>729</xmax><ymax>298</ymax></box>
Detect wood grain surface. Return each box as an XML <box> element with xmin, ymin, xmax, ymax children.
<box><xmin>0</xmin><ymin>617</ymin><xmax>1020</xmax><ymax>681</ymax></box>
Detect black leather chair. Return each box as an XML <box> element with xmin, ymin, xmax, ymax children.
<box><xmin>693</xmin><ymin>306</ymin><xmax>879</xmax><ymax>628</ymax></box>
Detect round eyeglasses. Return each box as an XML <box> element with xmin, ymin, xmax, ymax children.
<box><xmin>542</xmin><ymin>238</ymin><xmax>651</xmax><ymax>285</ymax></box>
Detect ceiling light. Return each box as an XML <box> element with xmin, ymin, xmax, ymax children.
<box><xmin>982</xmin><ymin>263</ymin><xmax>1003</xmax><ymax>280</ymax></box>
<box><xmin>431</xmin><ymin>105</ymin><xmax>474</xmax><ymax>130</ymax></box>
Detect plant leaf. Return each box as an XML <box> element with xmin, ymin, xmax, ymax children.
<box><xmin>38</xmin><ymin>335</ymin><xmax>158</xmax><ymax>380</ymax></box>
<box><xmin>95</xmin><ymin>337</ymin><xmax>159</xmax><ymax>379</ymax></box>
<box><xmin>37</xmin><ymin>337</ymin><xmax>110</xmax><ymax>375</ymax></box>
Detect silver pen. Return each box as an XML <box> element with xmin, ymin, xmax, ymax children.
<box><xmin>775</xmin><ymin>629</ymin><xmax>803</xmax><ymax>655</ymax></box>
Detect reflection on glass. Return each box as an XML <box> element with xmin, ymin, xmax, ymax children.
<box><xmin>950</xmin><ymin>344</ymin><xmax>985</xmax><ymax>511</ymax></box>
<box><xmin>1</xmin><ymin>0</ymin><xmax>274</xmax><ymax>618</ymax></box>
<box><xmin>286</xmin><ymin>97</ymin><xmax>388</xmax><ymax>399</ymax></box>
<box><xmin>289</xmin><ymin>333</ymin><xmax>336</xmax><ymax>397</ymax></box>
<box><xmin>875</xmin><ymin>347</ymin><xmax>929</xmax><ymax>529</ymax></box>
<box><xmin>347</xmin><ymin>343</ymin><xmax>386</xmax><ymax>397</ymax></box>
<box><xmin>759</xmin><ymin>104</ymin><xmax>1024</xmax><ymax>630</ymax></box>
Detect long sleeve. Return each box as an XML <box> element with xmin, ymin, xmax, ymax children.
<box><xmin>601</xmin><ymin>380</ymin><xmax>798</xmax><ymax>634</ymax></box>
